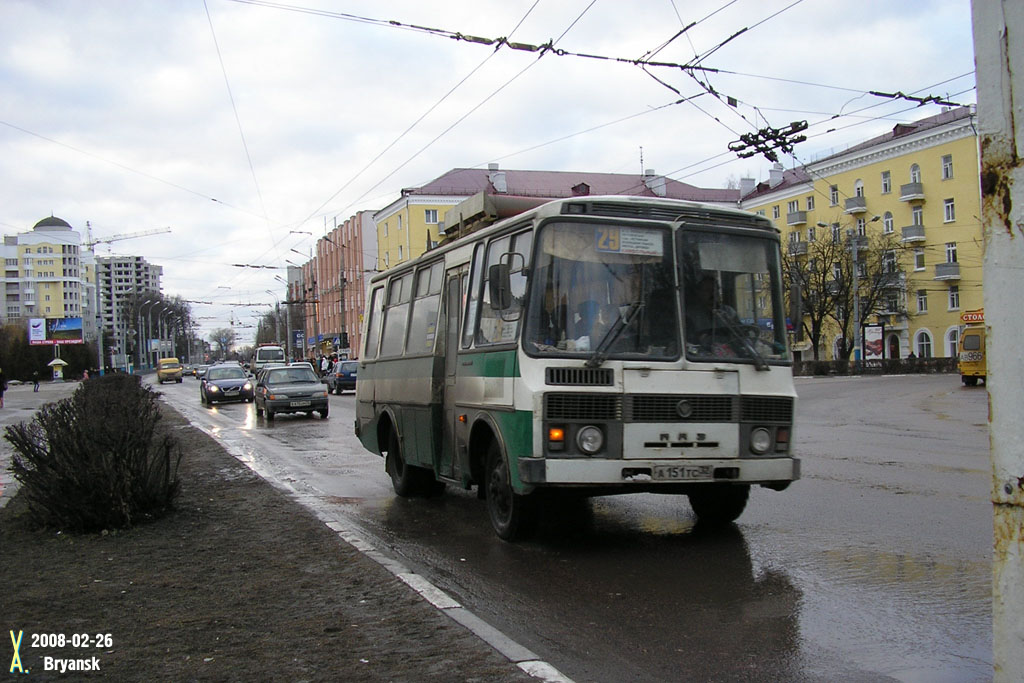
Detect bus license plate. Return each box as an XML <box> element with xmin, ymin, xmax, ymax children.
<box><xmin>652</xmin><ymin>465</ymin><xmax>713</xmax><ymax>481</ymax></box>
<box><xmin>289</xmin><ymin>400</ymin><xmax>311</xmax><ymax>407</ymax></box>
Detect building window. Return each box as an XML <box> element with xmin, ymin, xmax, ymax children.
<box><xmin>856</xmin><ymin>218</ymin><xmax>866</xmax><ymax>236</ymax></box>
<box><xmin>808</xmin><ymin>225</ymin><xmax>816</xmax><ymax>242</ymax></box>
<box><xmin>945</xmin><ymin>242</ymin><xmax>958</xmax><ymax>263</ymax></box>
<box><xmin>942</xmin><ymin>154</ymin><xmax>953</xmax><ymax>179</ymax></box>
<box><xmin>883</xmin><ymin>250</ymin><xmax>897</xmax><ymax>273</ymax></box>
<box><xmin>912</xmin><ymin>205</ymin><xmax>924</xmax><ymax>226</ymax></box>
<box><xmin>831</xmin><ymin>223</ymin><xmax>841</xmax><ymax>242</ymax></box>
<box><xmin>398</xmin><ymin>245</ymin><xmax>404</xmax><ymax>261</ymax></box>
<box><xmin>787</xmin><ymin>200</ymin><xmax>799</xmax><ymax>213</ymax></box>
<box><xmin>425</xmin><ymin>209</ymin><xmax>438</xmax><ymax>224</ymax></box>
<box><xmin>947</xmin><ymin>328</ymin><xmax>959</xmax><ymax>357</ymax></box>
<box><xmin>948</xmin><ymin>285</ymin><xmax>960</xmax><ymax>310</ymax></box>
<box><xmin>854</xmin><ymin>179</ymin><xmax>864</xmax><ymax>197</ymax></box>
<box><xmin>756</xmin><ymin>210</ymin><xmax>765</xmax><ymax>217</ymax></box>
<box><xmin>830</xmin><ymin>185</ymin><xmax>839</xmax><ymax>205</ymax></box>
<box><xmin>881</xmin><ymin>170</ymin><xmax>891</xmax><ymax>194</ymax></box>
<box><xmin>806</xmin><ymin>195</ymin><xmax>815</xmax><ymax>210</ymax></box>
<box><xmin>914</xmin><ymin>248</ymin><xmax>925</xmax><ymax>270</ymax></box>
<box><xmin>916</xmin><ymin>330</ymin><xmax>933</xmax><ymax>358</ymax></box>
<box><xmin>883</xmin><ymin>212</ymin><xmax>894</xmax><ymax>234</ymax></box>
<box><xmin>886</xmin><ymin>292</ymin><xmax>899</xmax><ymax>312</ymax></box>
<box><xmin>910</xmin><ymin>164</ymin><xmax>921</xmax><ymax>183</ymax></box>
<box><xmin>943</xmin><ymin>198</ymin><xmax>956</xmax><ymax>222</ymax></box>
<box><xmin>397</xmin><ymin>215</ymin><xmax>403</xmax><ymax>231</ymax></box>
<box><xmin>917</xmin><ymin>289</ymin><xmax>928</xmax><ymax>313</ymax></box>
<box><xmin>772</xmin><ymin>206</ymin><xmax>780</xmax><ymax>219</ymax></box>
<box><xmin>382</xmin><ymin>222</ymin><xmax>388</xmax><ymax>237</ymax></box>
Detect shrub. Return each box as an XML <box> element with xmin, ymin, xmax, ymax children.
<box><xmin>5</xmin><ymin>373</ymin><xmax>182</xmax><ymax>532</ymax></box>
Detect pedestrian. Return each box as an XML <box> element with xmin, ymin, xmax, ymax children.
<box><xmin>32</xmin><ymin>370</ymin><xmax>40</xmax><ymax>392</ymax></box>
<box><xmin>320</xmin><ymin>355</ymin><xmax>329</xmax><ymax>376</ymax></box>
<box><xmin>0</xmin><ymin>367</ymin><xmax>7</xmax><ymax>408</ymax></box>
<box><xmin>83</xmin><ymin>369</ymin><xmax>90</xmax><ymax>380</ymax></box>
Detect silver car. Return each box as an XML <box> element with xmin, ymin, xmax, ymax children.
<box><xmin>254</xmin><ymin>366</ymin><xmax>329</xmax><ymax>420</ymax></box>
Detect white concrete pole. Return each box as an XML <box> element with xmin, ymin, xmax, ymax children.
<box><xmin>972</xmin><ymin>2</ymin><xmax>1024</xmax><ymax>679</ymax></box>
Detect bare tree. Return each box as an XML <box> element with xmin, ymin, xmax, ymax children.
<box><xmin>209</xmin><ymin>328</ymin><xmax>237</xmax><ymax>358</ymax></box>
<box><xmin>784</xmin><ymin>226</ymin><xmax>905</xmax><ymax>361</ymax></box>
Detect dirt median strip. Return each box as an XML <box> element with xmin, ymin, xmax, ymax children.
<box><xmin>1</xmin><ymin>403</ymin><xmax>537</xmax><ymax>681</ymax></box>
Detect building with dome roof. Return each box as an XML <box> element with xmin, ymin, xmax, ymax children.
<box><xmin>2</xmin><ymin>216</ymin><xmax>94</xmax><ymax>336</ymax></box>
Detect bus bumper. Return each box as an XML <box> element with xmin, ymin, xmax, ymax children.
<box><xmin>519</xmin><ymin>456</ymin><xmax>800</xmax><ymax>486</ymax></box>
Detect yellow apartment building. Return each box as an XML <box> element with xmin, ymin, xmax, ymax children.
<box><xmin>740</xmin><ymin>106</ymin><xmax>981</xmax><ymax>360</ymax></box>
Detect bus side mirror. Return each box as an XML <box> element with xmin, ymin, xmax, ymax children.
<box><xmin>488</xmin><ymin>263</ymin><xmax>512</xmax><ymax>310</ymax></box>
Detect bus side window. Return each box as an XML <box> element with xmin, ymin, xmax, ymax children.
<box><xmin>362</xmin><ymin>286</ymin><xmax>384</xmax><ymax>359</ymax></box>
<box><xmin>462</xmin><ymin>243</ymin><xmax>485</xmax><ymax>349</ymax></box>
<box><xmin>380</xmin><ymin>273</ymin><xmax>413</xmax><ymax>357</ymax></box>
<box><xmin>407</xmin><ymin>261</ymin><xmax>444</xmax><ymax>354</ymax></box>
<box><xmin>477</xmin><ymin>229</ymin><xmax>532</xmax><ymax>346</ymax></box>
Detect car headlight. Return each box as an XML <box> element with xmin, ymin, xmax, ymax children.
<box><xmin>750</xmin><ymin>427</ymin><xmax>772</xmax><ymax>454</ymax></box>
<box><xmin>576</xmin><ymin>425</ymin><xmax>604</xmax><ymax>454</ymax></box>
<box><xmin>243</xmin><ymin>382</ymin><xmax>252</xmax><ymax>390</ymax></box>
<box><xmin>268</xmin><ymin>393</ymin><xmax>286</xmax><ymax>400</ymax></box>
<box><xmin>208</xmin><ymin>385</ymin><xmax>220</xmax><ymax>392</ymax></box>
<box><xmin>317</xmin><ymin>390</ymin><xmax>328</xmax><ymax>398</ymax></box>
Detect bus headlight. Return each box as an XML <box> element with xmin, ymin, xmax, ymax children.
<box><xmin>750</xmin><ymin>427</ymin><xmax>772</xmax><ymax>454</ymax></box>
<box><xmin>576</xmin><ymin>426</ymin><xmax>604</xmax><ymax>454</ymax></box>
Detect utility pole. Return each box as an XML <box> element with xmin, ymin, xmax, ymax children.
<box><xmin>973</xmin><ymin>2</ymin><xmax>1024</xmax><ymax>679</ymax></box>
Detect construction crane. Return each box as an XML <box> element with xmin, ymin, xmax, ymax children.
<box><xmin>83</xmin><ymin>222</ymin><xmax>172</xmax><ymax>251</ymax></box>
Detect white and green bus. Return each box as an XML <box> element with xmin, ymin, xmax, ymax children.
<box><xmin>355</xmin><ymin>195</ymin><xmax>798</xmax><ymax>540</ymax></box>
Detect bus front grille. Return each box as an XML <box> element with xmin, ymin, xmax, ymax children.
<box><xmin>545</xmin><ymin>394</ymin><xmax>622</xmax><ymax>420</ymax></box>
<box><xmin>546</xmin><ymin>367</ymin><xmax>614</xmax><ymax>386</ymax></box>
<box><xmin>627</xmin><ymin>395</ymin><xmax>736</xmax><ymax>422</ymax></box>
<box><xmin>740</xmin><ymin>396</ymin><xmax>794</xmax><ymax>423</ymax></box>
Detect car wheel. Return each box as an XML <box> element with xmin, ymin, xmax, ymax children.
<box><xmin>687</xmin><ymin>484</ymin><xmax>750</xmax><ymax>526</ymax></box>
<box><xmin>484</xmin><ymin>440</ymin><xmax>537</xmax><ymax>541</ymax></box>
<box><xmin>176</xmin><ymin>378</ymin><xmax>182</xmax><ymax>383</ymax></box>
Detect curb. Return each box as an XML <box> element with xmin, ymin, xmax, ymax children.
<box><xmin>179</xmin><ymin>402</ymin><xmax>573</xmax><ymax>683</ymax></box>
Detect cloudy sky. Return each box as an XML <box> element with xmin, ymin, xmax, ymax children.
<box><xmin>0</xmin><ymin>0</ymin><xmax>976</xmax><ymax>346</ymax></box>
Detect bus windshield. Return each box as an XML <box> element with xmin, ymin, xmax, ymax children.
<box><xmin>524</xmin><ymin>222</ymin><xmax>679</xmax><ymax>360</ymax></box>
<box><xmin>679</xmin><ymin>230</ymin><xmax>789</xmax><ymax>364</ymax></box>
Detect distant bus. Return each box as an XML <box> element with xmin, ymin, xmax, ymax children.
<box><xmin>958</xmin><ymin>309</ymin><xmax>985</xmax><ymax>386</ymax></box>
<box><xmin>250</xmin><ymin>344</ymin><xmax>286</xmax><ymax>374</ymax></box>
<box><xmin>355</xmin><ymin>195</ymin><xmax>798</xmax><ymax>540</ymax></box>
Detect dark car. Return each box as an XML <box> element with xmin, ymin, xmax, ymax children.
<box><xmin>200</xmin><ymin>364</ymin><xmax>254</xmax><ymax>405</ymax></box>
<box><xmin>325</xmin><ymin>360</ymin><xmax>358</xmax><ymax>394</ymax></box>
<box><xmin>255</xmin><ymin>366</ymin><xmax>329</xmax><ymax>420</ymax></box>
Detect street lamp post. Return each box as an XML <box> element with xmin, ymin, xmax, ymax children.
<box><xmin>138</xmin><ymin>300</ymin><xmax>159</xmax><ymax>371</ymax></box>
<box><xmin>275</xmin><ymin>275</ymin><xmax>294</xmax><ymax>361</ymax></box>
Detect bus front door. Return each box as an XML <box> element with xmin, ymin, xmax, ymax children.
<box><xmin>438</xmin><ymin>272</ymin><xmax>462</xmax><ymax>479</ymax></box>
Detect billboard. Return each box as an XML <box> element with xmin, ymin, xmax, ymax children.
<box><xmin>28</xmin><ymin>317</ymin><xmax>85</xmax><ymax>345</ymax></box>
<box><xmin>863</xmin><ymin>323</ymin><xmax>885</xmax><ymax>361</ymax></box>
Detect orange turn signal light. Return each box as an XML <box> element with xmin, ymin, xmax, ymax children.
<box><xmin>548</xmin><ymin>427</ymin><xmax>565</xmax><ymax>442</ymax></box>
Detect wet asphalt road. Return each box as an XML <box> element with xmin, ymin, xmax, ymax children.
<box><xmin>141</xmin><ymin>374</ymin><xmax>988</xmax><ymax>681</ymax></box>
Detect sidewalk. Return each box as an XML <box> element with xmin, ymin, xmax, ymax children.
<box><xmin>1</xmin><ymin>384</ymin><xmax>544</xmax><ymax>681</ymax></box>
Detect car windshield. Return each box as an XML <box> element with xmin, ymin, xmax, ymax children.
<box><xmin>266</xmin><ymin>368</ymin><xmax>318</xmax><ymax>384</ymax></box>
<box><xmin>208</xmin><ymin>367</ymin><xmax>246</xmax><ymax>380</ymax></box>
<box><xmin>341</xmin><ymin>363</ymin><xmax>357</xmax><ymax>372</ymax></box>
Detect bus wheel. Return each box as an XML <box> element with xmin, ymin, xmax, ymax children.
<box><xmin>484</xmin><ymin>441</ymin><xmax>537</xmax><ymax>541</ymax></box>
<box><xmin>963</xmin><ymin>376</ymin><xmax>978</xmax><ymax>386</ymax></box>
<box><xmin>386</xmin><ymin>430</ymin><xmax>426</xmax><ymax>497</ymax></box>
<box><xmin>687</xmin><ymin>484</ymin><xmax>750</xmax><ymax>526</ymax></box>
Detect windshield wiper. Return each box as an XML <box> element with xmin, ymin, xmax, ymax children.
<box><xmin>585</xmin><ymin>302</ymin><xmax>644</xmax><ymax>368</ymax></box>
<box><xmin>712</xmin><ymin>309</ymin><xmax>770</xmax><ymax>371</ymax></box>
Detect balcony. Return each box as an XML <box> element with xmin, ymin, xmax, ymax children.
<box><xmin>900</xmin><ymin>224</ymin><xmax>926</xmax><ymax>242</ymax></box>
<box><xmin>934</xmin><ymin>262</ymin><xmax>961</xmax><ymax>280</ymax></box>
<box><xmin>786</xmin><ymin>211</ymin><xmax>807</xmax><ymax>226</ymax></box>
<box><xmin>844</xmin><ymin>196</ymin><xmax>868</xmax><ymax>214</ymax></box>
<box><xmin>899</xmin><ymin>182</ymin><xmax>925</xmax><ymax>201</ymax></box>
<box><xmin>879</xmin><ymin>271</ymin><xmax>906</xmax><ymax>289</ymax></box>
<box><xmin>788</xmin><ymin>241</ymin><xmax>808</xmax><ymax>256</ymax></box>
